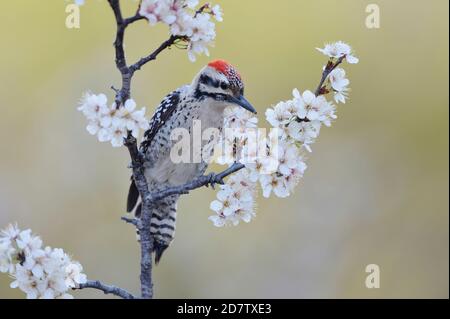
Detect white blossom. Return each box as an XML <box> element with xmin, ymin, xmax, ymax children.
<box><xmin>328</xmin><ymin>68</ymin><xmax>350</xmax><ymax>104</ymax></box>
<box><xmin>185</xmin><ymin>0</ymin><xmax>200</xmax><ymax>9</ymax></box>
<box><xmin>209</xmin><ymin>169</ymin><xmax>257</xmax><ymax>227</ymax></box>
<box><xmin>244</xmin><ymin>152</ymin><xmax>280</xmax><ymax>183</ymax></box>
<box><xmin>294</xmin><ymin>90</ymin><xmax>336</xmax><ymax>126</ymax></box>
<box><xmin>259</xmin><ymin>141</ymin><xmax>307</xmax><ymax>198</ymax></box>
<box><xmin>328</xmin><ymin>68</ymin><xmax>349</xmax><ymax>92</ymax></box>
<box><xmin>1</xmin><ymin>223</ymin><xmax>21</xmax><ymax>241</ymax></box>
<box><xmin>317</xmin><ymin>41</ymin><xmax>359</xmax><ymax>64</ymax></box>
<box><xmin>0</xmin><ymin>224</ymin><xmax>87</xmax><ymax>299</ymax></box>
<box><xmin>276</xmin><ymin>141</ymin><xmax>302</xmax><ymax>176</ymax></box>
<box><xmin>16</xmin><ymin>229</ymin><xmax>43</xmax><ymax>253</ymax></box>
<box><xmin>139</xmin><ymin>0</ymin><xmax>176</xmax><ymax>25</ymax></box>
<box><xmin>77</xmin><ymin>93</ymin><xmax>108</xmax><ymax>121</ymax></box>
<box><xmin>139</xmin><ymin>0</ymin><xmax>222</xmax><ymax>62</ymax></box>
<box><xmin>211</xmin><ymin>4</ymin><xmax>223</xmax><ymax>22</ymax></box>
<box><xmin>241</xmin><ymin>134</ymin><xmax>280</xmax><ymax>181</ymax></box>
<box><xmin>65</xmin><ymin>262</ymin><xmax>87</xmax><ymax>289</ymax></box>
<box><xmin>78</xmin><ymin>93</ymin><xmax>149</xmax><ymax>148</ymax></box>
<box><xmin>215</xmin><ymin>137</ymin><xmax>237</xmax><ymax>166</ymax></box>
<box><xmin>259</xmin><ymin>174</ymin><xmax>286</xmax><ymax>198</ymax></box>
<box><xmin>224</xmin><ymin>106</ymin><xmax>258</xmax><ymax>132</ymax></box>
<box><xmin>10</xmin><ymin>264</ymin><xmax>39</xmax><ymax>299</ymax></box>
<box><xmin>208</xmin><ymin>215</ymin><xmax>227</xmax><ymax>227</ymax></box>
<box><xmin>333</xmin><ymin>87</ymin><xmax>349</xmax><ymax>104</ymax></box>
<box><xmin>265</xmin><ymin>88</ymin><xmax>335</xmax><ymax>151</ymax></box>
<box><xmin>110</xmin><ymin>126</ymin><xmax>128</xmax><ymax>148</ymax></box>
<box><xmin>287</xmin><ymin>120</ymin><xmax>321</xmax><ymax>152</ymax></box>
<box><xmin>0</xmin><ymin>241</ymin><xmax>15</xmax><ymax>274</ymax></box>
<box><xmin>216</xmin><ymin>106</ymin><xmax>258</xmax><ymax>165</ymax></box>
<box><xmin>265</xmin><ymin>101</ymin><xmax>293</xmax><ymax>129</ymax></box>
<box><xmin>185</xmin><ymin>12</ymin><xmax>216</xmax><ymax>62</ymax></box>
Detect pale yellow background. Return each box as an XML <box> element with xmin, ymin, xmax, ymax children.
<box><xmin>0</xmin><ymin>0</ymin><xmax>448</xmax><ymax>298</ymax></box>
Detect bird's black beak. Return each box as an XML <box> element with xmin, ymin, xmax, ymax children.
<box><xmin>229</xmin><ymin>95</ymin><xmax>257</xmax><ymax>114</ymax></box>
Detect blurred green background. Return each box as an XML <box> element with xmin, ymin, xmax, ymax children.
<box><xmin>0</xmin><ymin>0</ymin><xmax>448</xmax><ymax>298</ymax></box>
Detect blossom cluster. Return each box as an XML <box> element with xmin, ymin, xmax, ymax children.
<box><xmin>317</xmin><ymin>41</ymin><xmax>359</xmax><ymax>64</ymax></box>
<box><xmin>139</xmin><ymin>0</ymin><xmax>223</xmax><ymax>61</ymax></box>
<box><xmin>215</xmin><ymin>106</ymin><xmax>258</xmax><ymax>166</ymax></box>
<box><xmin>317</xmin><ymin>41</ymin><xmax>358</xmax><ymax>103</ymax></box>
<box><xmin>209</xmin><ymin>169</ymin><xmax>257</xmax><ymax>227</ymax></box>
<box><xmin>0</xmin><ymin>224</ymin><xmax>87</xmax><ymax>299</ymax></box>
<box><xmin>209</xmin><ymin>41</ymin><xmax>358</xmax><ymax>227</ymax></box>
<box><xmin>78</xmin><ymin>93</ymin><xmax>149</xmax><ymax>147</ymax></box>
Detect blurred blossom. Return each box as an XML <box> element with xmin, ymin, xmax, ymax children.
<box><xmin>0</xmin><ymin>224</ymin><xmax>87</xmax><ymax>299</ymax></box>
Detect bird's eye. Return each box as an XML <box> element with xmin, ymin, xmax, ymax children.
<box><xmin>220</xmin><ymin>82</ymin><xmax>229</xmax><ymax>90</ymax></box>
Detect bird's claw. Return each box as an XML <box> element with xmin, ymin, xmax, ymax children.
<box><xmin>207</xmin><ymin>173</ymin><xmax>225</xmax><ymax>190</ymax></box>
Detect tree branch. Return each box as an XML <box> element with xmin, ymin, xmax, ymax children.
<box><xmin>129</xmin><ymin>35</ymin><xmax>182</xmax><ymax>73</ymax></box>
<box><xmin>108</xmin><ymin>0</ymin><xmax>130</xmax><ymax>106</ymax></box>
<box><xmin>121</xmin><ymin>216</ymin><xmax>141</xmax><ymax>227</ymax></box>
<box><xmin>315</xmin><ymin>55</ymin><xmax>345</xmax><ymax>96</ymax></box>
<box><xmin>148</xmin><ymin>163</ymin><xmax>246</xmax><ymax>202</ymax></box>
<box><xmin>107</xmin><ymin>0</ymin><xmax>157</xmax><ymax>299</ymax></box>
<box><xmin>124</xmin><ymin>137</ymin><xmax>154</xmax><ymax>299</ymax></box>
<box><xmin>124</xmin><ymin>13</ymin><xmax>145</xmax><ymax>26</ymax></box>
<box><xmin>108</xmin><ymin>0</ymin><xmax>126</xmax><ymax>72</ymax></box>
<box><xmin>77</xmin><ymin>280</ymin><xmax>136</xmax><ymax>299</ymax></box>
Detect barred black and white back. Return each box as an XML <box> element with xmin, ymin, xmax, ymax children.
<box><xmin>127</xmin><ymin>87</ymin><xmax>186</xmax><ymax>264</ymax></box>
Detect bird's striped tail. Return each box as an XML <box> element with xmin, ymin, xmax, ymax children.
<box><xmin>128</xmin><ymin>179</ymin><xmax>179</xmax><ymax>264</ymax></box>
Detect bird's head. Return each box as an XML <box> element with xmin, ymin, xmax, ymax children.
<box><xmin>192</xmin><ymin>59</ymin><xmax>257</xmax><ymax>114</ymax></box>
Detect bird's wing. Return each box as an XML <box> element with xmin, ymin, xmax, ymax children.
<box><xmin>127</xmin><ymin>88</ymin><xmax>183</xmax><ymax>213</ymax></box>
<box><xmin>140</xmin><ymin>88</ymin><xmax>182</xmax><ymax>154</ymax></box>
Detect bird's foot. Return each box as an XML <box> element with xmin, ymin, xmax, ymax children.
<box><xmin>206</xmin><ymin>173</ymin><xmax>225</xmax><ymax>190</ymax></box>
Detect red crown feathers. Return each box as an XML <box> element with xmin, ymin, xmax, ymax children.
<box><xmin>209</xmin><ymin>60</ymin><xmax>241</xmax><ymax>77</ymax></box>
<box><xmin>208</xmin><ymin>59</ymin><xmax>242</xmax><ymax>86</ymax></box>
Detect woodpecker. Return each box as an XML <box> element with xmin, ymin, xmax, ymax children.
<box><xmin>127</xmin><ymin>60</ymin><xmax>256</xmax><ymax>263</ymax></box>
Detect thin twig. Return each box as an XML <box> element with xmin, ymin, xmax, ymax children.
<box><xmin>77</xmin><ymin>280</ymin><xmax>136</xmax><ymax>299</ymax></box>
<box><xmin>124</xmin><ymin>13</ymin><xmax>145</xmax><ymax>26</ymax></box>
<box><xmin>315</xmin><ymin>55</ymin><xmax>345</xmax><ymax>96</ymax></box>
<box><xmin>121</xmin><ymin>216</ymin><xmax>141</xmax><ymax>227</ymax></box>
<box><xmin>108</xmin><ymin>0</ymin><xmax>130</xmax><ymax>106</ymax></box>
<box><xmin>129</xmin><ymin>35</ymin><xmax>182</xmax><ymax>73</ymax></box>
